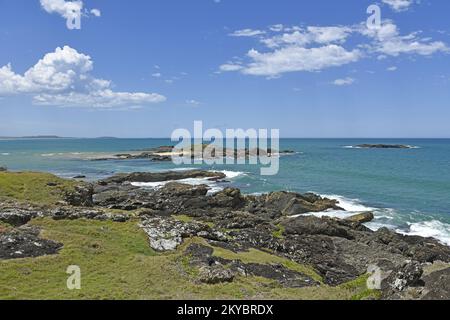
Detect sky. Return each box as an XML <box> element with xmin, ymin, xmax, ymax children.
<box><xmin>0</xmin><ymin>0</ymin><xmax>450</xmax><ymax>138</ymax></box>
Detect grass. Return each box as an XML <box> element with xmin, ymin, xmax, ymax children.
<box><xmin>272</xmin><ymin>224</ymin><xmax>285</xmax><ymax>239</ymax></box>
<box><xmin>0</xmin><ymin>218</ymin><xmax>375</xmax><ymax>300</ymax></box>
<box><xmin>211</xmin><ymin>245</ymin><xmax>323</xmax><ymax>283</ymax></box>
<box><xmin>0</xmin><ymin>171</ymin><xmax>377</xmax><ymax>300</ymax></box>
<box><xmin>0</xmin><ymin>171</ymin><xmax>78</xmax><ymax>205</ymax></box>
<box><xmin>173</xmin><ymin>215</ymin><xmax>194</xmax><ymax>223</ymax></box>
<box><xmin>339</xmin><ymin>274</ymin><xmax>381</xmax><ymax>300</ymax></box>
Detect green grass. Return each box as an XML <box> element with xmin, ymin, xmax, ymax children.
<box><xmin>211</xmin><ymin>245</ymin><xmax>323</xmax><ymax>283</ymax></box>
<box><xmin>173</xmin><ymin>215</ymin><xmax>194</xmax><ymax>223</ymax></box>
<box><xmin>0</xmin><ymin>218</ymin><xmax>376</xmax><ymax>300</ymax></box>
<box><xmin>0</xmin><ymin>171</ymin><xmax>78</xmax><ymax>205</ymax></box>
<box><xmin>0</xmin><ymin>171</ymin><xmax>377</xmax><ymax>300</ymax></box>
<box><xmin>272</xmin><ymin>224</ymin><xmax>285</xmax><ymax>239</ymax></box>
<box><xmin>339</xmin><ymin>274</ymin><xmax>381</xmax><ymax>300</ymax></box>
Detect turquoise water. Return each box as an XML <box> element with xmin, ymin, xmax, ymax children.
<box><xmin>1</xmin><ymin>138</ymin><xmax>449</xmax><ymax>244</ymax></box>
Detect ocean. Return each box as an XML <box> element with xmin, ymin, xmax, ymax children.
<box><xmin>1</xmin><ymin>138</ymin><xmax>449</xmax><ymax>244</ymax></box>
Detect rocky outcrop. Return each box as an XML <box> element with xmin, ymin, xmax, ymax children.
<box><xmin>0</xmin><ymin>166</ymin><xmax>7</xmax><ymax>172</ymax></box>
<box><xmin>198</xmin><ymin>265</ymin><xmax>235</xmax><ymax>284</ymax></box>
<box><xmin>257</xmin><ymin>192</ymin><xmax>343</xmax><ymax>216</ymax></box>
<box><xmin>89</xmin><ymin>170</ymin><xmax>450</xmax><ymax>289</ymax></box>
<box><xmin>345</xmin><ymin>212</ymin><xmax>374</xmax><ymax>224</ymax></box>
<box><xmin>356</xmin><ymin>144</ymin><xmax>413</xmax><ymax>149</ymax></box>
<box><xmin>420</xmin><ymin>267</ymin><xmax>450</xmax><ymax>300</ymax></box>
<box><xmin>0</xmin><ymin>209</ymin><xmax>39</xmax><ymax>226</ymax></box>
<box><xmin>64</xmin><ymin>184</ymin><xmax>94</xmax><ymax>207</ymax></box>
<box><xmin>184</xmin><ymin>243</ymin><xmax>319</xmax><ymax>287</ymax></box>
<box><xmin>381</xmin><ymin>261</ymin><xmax>423</xmax><ymax>298</ymax></box>
<box><xmin>0</xmin><ymin>226</ymin><xmax>62</xmax><ymax>259</ymax></box>
<box><xmin>99</xmin><ymin>170</ymin><xmax>226</xmax><ymax>184</ymax></box>
<box><xmin>139</xmin><ymin>217</ymin><xmax>227</xmax><ymax>251</ymax></box>
<box><xmin>90</xmin><ymin>145</ymin><xmax>297</xmax><ymax>162</ymax></box>
<box><xmin>2</xmin><ymin>169</ymin><xmax>449</xmax><ymax>300</ymax></box>
<box><xmin>0</xmin><ymin>201</ymin><xmax>130</xmax><ymax>224</ymax></box>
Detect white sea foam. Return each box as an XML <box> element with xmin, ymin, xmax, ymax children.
<box><xmin>219</xmin><ymin>170</ymin><xmax>244</xmax><ymax>179</ymax></box>
<box><xmin>132</xmin><ymin>170</ymin><xmax>245</xmax><ymax>194</ymax></box>
<box><xmin>304</xmin><ymin>193</ymin><xmax>450</xmax><ymax>245</ymax></box>
<box><xmin>321</xmin><ymin>194</ymin><xmax>376</xmax><ymax>212</ymax></box>
<box><xmin>1</xmin><ymin>153</ymin><xmax>10</xmax><ymax>156</ymax></box>
<box><xmin>397</xmin><ymin>220</ymin><xmax>450</xmax><ymax>246</ymax></box>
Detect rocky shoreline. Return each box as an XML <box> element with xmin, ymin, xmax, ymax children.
<box><xmin>1</xmin><ymin>169</ymin><xmax>449</xmax><ymax>299</ymax></box>
<box><xmin>89</xmin><ymin>145</ymin><xmax>296</xmax><ymax>162</ymax></box>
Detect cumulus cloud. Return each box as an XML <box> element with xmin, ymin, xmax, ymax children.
<box><xmin>361</xmin><ymin>21</ymin><xmax>449</xmax><ymax>56</ymax></box>
<box><xmin>221</xmin><ymin>20</ymin><xmax>448</xmax><ymax>77</ymax></box>
<box><xmin>242</xmin><ymin>45</ymin><xmax>361</xmax><ymax>76</ymax></box>
<box><xmin>333</xmin><ymin>77</ymin><xmax>355</xmax><ymax>86</ymax></box>
<box><xmin>40</xmin><ymin>0</ymin><xmax>100</xmax><ymax>20</ymax></box>
<box><xmin>0</xmin><ymin>46</ymin><xmax>166</xmax><ymax>108</ymax></box>
<box><xmin>261</xmin><ymin>26</ymin><xmax>353</xmax><ymax>48</ymax></box>
<box><xmin>382</xmin><ymin>0</ymin><xmax>416</xmax><ymax>12</ymax></box>
<box><xmin>222</xmin><ymin>25</ymin><xmax>360</xmax><ymax>77</ymax></box>
<box><xmin>40</xmin><ymin>0</ymin><xmax>82</xmax><ymax>19</ymax></box>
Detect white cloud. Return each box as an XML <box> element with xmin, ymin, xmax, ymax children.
<box><xmin>387</xmin><ymin>66</ymin><xmax>398</xmax><ymax>71</ymax></box>
<box><xmin>382</xmin><ymin>0</ymin><xmax>416</xmax><ymax>12</ymax></box>
<box><xmin>333</xmin><ymin>77</ymin><xmax>355</xmax><ymax>86</ymax></box>
<box><xmin>0</xmin><ymin>46</ymin><xmax>166</xmax><ymax>108</ymax></box>
<box><xmin>221</xmin><ymin>20</ymin><xmax>448</xmax><ymax>77</ymax></box>
<box><xmin>223</xmin><ymin>25</ymin><xmax>359</xmax><ymax>76</ymax></box>
<box><xmin>261</xmin><ymin>26</ymin><xmax>352</xmax><ymax>48</ymax></box>
<box><xmin>240</xmin><ymin>45</ymin><xmax>361</xmax><ymax>77</ymax></box>
<box><xmin>362</xmin><ymin>21</ymin><xmax>449</xmax><ymax>56</ymax></box>
<box><xmin>185</xmin><ymin>99</ymin><xmax>201</xmax><ymax>106</ymax></box>
<box><xmin>269</xmin><ymin>24</ymin><xmax>284</xmax><ymax>32</ymax></box>
<box><xmin>219</xmin><ymin>63</ymin><xmax>243</xmax><ymax>72</ymax></box>
<box><xmin>230</xmin><ymin>29</ymin><xmax>266</xmax><ymax>37</ymax></box>
<box><xmin>90</xmin><ymin>8</ymin><xmax>101</xmax><ymax>17</ymax></box>
<box><xmin>40</xmin><ymin>0</ymin><xmax>82</xmax><ymax>19</ymax></box>
<box><xmin>40</xmin><ymin>0</ymin><xmax>100</xmax><ymax>20</ymax></box>
<box><xmin>152</xmin><ymin>73</ymin><xmax>162</xmax><ymax>78</ymax></box>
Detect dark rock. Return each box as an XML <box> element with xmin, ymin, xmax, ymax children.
<box><xmin>345</xmin><ymin>212</ymin><xmax>374</xmax><ymax>224</ymax></box>
<box><xmin>139</xmin><ymin>217</ymin><xmax>227</xmax><ymax>252</ymax></box>
<box><xmin>198</xmin><ymin>265</ymin><xmax>235</xmax><ymax>284</ymax></box>
<box><xmin>420</xmin><ymin>267</ymin><xmax>450</xmax><ymax>300</ymax></box>
<box><xmin>381</xmin><ymin>261</ymin><xmax>423</xmax><ymax>299</ymax></box>
<box><xmin>263</xmin><ymin>191</ymin><xmax>343</xmax><ymax>216</ymax></box>
<box><xmin>86</xmin><ymin>169</ymin><xmax>450</xmax><ymax>289</ymax></box>
<box><xmin>100</xmin><ymin>170</ymin><xmax>226</xmax><ymax>184</ymax></box>
<box><xmin>208</xmin><ymin>188</ymin><xmax>245</xmax><ymax>209</ymax></box>
<box><xmin>0</xmin><ymin>166</ymin><xmax>7</xmax><ymax>172</ymax></box>
<box><xmin>282</xmin><ymin>216</ymin><xmax>354</xmax><ymax>239</ymax></box>
<box><xmin>0</xmin><ymin>209</ymin><xmax>38</xmax><ymax>226</ymax></box>
<box><xmin>0</xmin><ymin>226</ymin><xmax>62</xmax><ymax>259</ymax></box>
<box><xmin>356</xmin><ymin>144</ymin><xmax>413</xmax><ymax>149</ymax></box>
<box><xmin>73</xmin><ymin>175</ymin><xmax>86</xmax><ymax>179</ymax></box>
<box><xmin>49</xmin><ymin>208</ymin><xmax>130</xmax><ymax>222</ymax></box>
<box><xmin>64</xmin><ymin>184</ymin><xmax>94</xmax><ymax>207</ymax></box>
<box><xmin>184</xmin><ymin>243</ymin><xmax>318</xmax><ymax>288</ymax></box>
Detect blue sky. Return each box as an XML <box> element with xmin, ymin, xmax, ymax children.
<box><xmin>0</xmin><ymin>0</ymin><xmax>449</xmax><ymax>138</ymax></box>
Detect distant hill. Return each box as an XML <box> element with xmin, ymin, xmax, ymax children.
<box><xmin>0</xmin><ymin>135</ymin><xmax>64</xmax><ymax>139</ymax></box>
